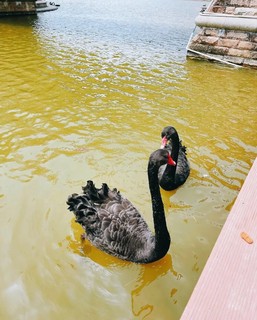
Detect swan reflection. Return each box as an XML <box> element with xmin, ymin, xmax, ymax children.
<box><xmin>67</xmin><ymin>219</ymin><xmax>181</xmax><ymax>319</ymax></box>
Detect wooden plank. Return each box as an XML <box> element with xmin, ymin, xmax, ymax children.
<box><xmin>181</xmin><ymin>158</ymin><xmax>257</xmax><ymax>320</ymax></box>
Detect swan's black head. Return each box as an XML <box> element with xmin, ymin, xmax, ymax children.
<box><xmin>149</xmin><ymin>149</ymin><xmax>176</xmax><ymax>167</ymax></box>
<box><xmin>161</xmin><ymin>126</ymin><xmax>177</xmax><ymax>140</ymax></box>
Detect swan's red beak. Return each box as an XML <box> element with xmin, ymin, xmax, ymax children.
<box><xmin>167</xmin><ymin>154</ymin><xmax>176</xmax><ymax>166</ymax></box>
<box><xmin>161</xmin><ymin>136</ymin><xmax>168</xmax><ymax>149</ymax></box>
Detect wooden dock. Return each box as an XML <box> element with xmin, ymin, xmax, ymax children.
<box><xmin>181</xmin><ymin>158</ymin><xmax>257</xmax><ymax>320</ymax></box>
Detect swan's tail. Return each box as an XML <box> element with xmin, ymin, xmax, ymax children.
<box><xmin>66</xmin><ymin>192</ymin><xmax>97</xmax><ymax>226</ymax></box>
<box><xmin>82</xmin><ymin>180</ymin><xmax>122</xmax><ymax>203</ymax></box>
<box><xmin>67</xmin><ymin>180</ymin><xmax>122</xmax><ymax>227</ymax></box>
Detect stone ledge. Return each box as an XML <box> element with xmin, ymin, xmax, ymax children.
<box><xmin>195</xmin><ymin>12</ymin><xmax>257</xmax><ymax>32</ymax></box>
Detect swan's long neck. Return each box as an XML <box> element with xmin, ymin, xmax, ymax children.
<box><xmin>170</xmin><ymin>132</ymin><xmax>180</xmax><ymax>164</ymax></box>
<box><xmin>148</xmin><ymin>163</ymin><xmax>170</xmax><ymax>261</ymax></box>
<box><xmin>166</xmin><ymin>132</ymin><xmax>180</xmax><ymax>179</ymax></box>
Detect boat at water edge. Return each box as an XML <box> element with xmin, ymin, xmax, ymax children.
<box><xmin>35</xmin><ymin>0</ymin><xmax>60</xmax><ymax>13</ymax></box>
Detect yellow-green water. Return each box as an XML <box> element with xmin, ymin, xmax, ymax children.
<box><xmin>1</xmin><ymin>0</ymin><xmax>257</xmax><ymax>319</ymax></box>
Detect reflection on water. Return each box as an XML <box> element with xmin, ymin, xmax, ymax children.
<box><xmin>67</xmin><ymin>219</ymin><xmax>181</xmax><ymax>319</ymax></box>
<box><xmin>1</xmin><ymin>0</ymin><xmax>257</xmax><ymax>319</ymax></box>
<box><xmin>130</xmin><ymin>255</ymin><xmax>180</xmax><ymax>319</ymax></box>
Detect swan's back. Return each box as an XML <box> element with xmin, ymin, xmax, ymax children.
<box><xmin>67</xmin><ymin>180</ymin><xmax>155</xmax><ymax>263</ymax></box>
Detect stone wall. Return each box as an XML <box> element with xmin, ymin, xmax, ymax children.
<box><xmin>188</xmin><ymin>28</ymin><xmax>257</xmax><ymax>67</ymax></box>
<box><xmin>0</xmin><ymin>0</ymin><xmax>36</xmax><ymax>16</ymax></box>
<box><xmin>209</xmin><ymin>0</ymin><xmax>257</xmax><ymax>14</ymax></box>
<box><xmin>187</xmin><ymin>0</ymin><xmax>257</xmax><ymax>68</ymax></box>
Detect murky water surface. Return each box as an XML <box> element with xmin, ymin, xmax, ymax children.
<box><xmin>1</xmin><ymin>0</ymin><xmax>257</xmax><ymax>319</ymax></box>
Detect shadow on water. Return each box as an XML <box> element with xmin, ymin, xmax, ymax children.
<box><xmin>67</xmin><ymin>218</ymin><xmax>130</xmax><ymax>268</ymax></box>
<box><xmin>0</xmin><ymin>15</ymin><xmax>38</xmax><ymax>26</ymax></box>
<box><xmin>130</xmin><ymin>254</ymin><xmax>180</xmax><ymax>318</ymax></box>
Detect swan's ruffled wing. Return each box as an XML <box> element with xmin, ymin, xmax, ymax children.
<box><xmin>67</xmin><ymin>181</ymin><xmax>155</xmax><ymax>262</ymax></box>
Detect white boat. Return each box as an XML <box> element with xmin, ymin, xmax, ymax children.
<box><xmin>35</xmin><ymin>0</ymin><xmax>60</xmax><ymax>13</ymax></box>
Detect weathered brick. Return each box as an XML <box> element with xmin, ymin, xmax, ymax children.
<box><xmin>250</xmin><ymin>51</ymin><xmax>257</xmax><ymax>58</ymax></box>
<box><xmin>228</xmin><ymin>48</ymin><xmax>252</xmax><ymax>58</ymax></box>
<box><xmin>235</xmin><ymin>7</ymin><xmax>257</xmax><ymax>14</ymax></box>
<box><xmin>237</xmin><ymin>40</ymin><xmax>255</xmax><ymax>50</ymax></box>
<box><xmin>230</xmin><ymin>0</ymin><xmax>250</xmax><ymax>6</ymax></box>
<box><xmin>203</xmin><ymin>28</ymin><xmax>219</xmax><ymax>37</ymax></box>
<box><xmin>212</xmin><ymin>6</ymin><xmax>226</xmax><ymax>13</ymax></box>
<box><xmin>249</xmin><ymin>0</ymin><xmax>257</xmax><ymax>7</ymax></box>
<box><xmin>192</xmin><ymin>35</ymin><xmax>202</xmax><ymax>43</ymax></box>
<box><xmin>189</xmin><ymin>43</ymin><xmax>210</xmax><ymax>53</ymax></box>
<box><xmin>225</xmin><ymin>6</ymin><xmax>236</xmax><ymax>13</ymax></box>
<box><xmin>218</xmin><ymin>38</ymin><xmax>239</xmax><ymax>48</ymax></box>
<box><xmin>201</xmin><ymin>36</ymin><xmax>219</xmax><ymax>45</ymax></box>
<box><xmin>226</xmin><ymin>31</ymin><xmax>249</xmax><ymax>40</ymax></box>
<box><xmin>209</xmin><ymin>46</ymin><xmax>229</xmax><ymax>55</ymax></box>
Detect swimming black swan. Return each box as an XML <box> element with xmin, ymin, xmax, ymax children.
<box><xmin>67</xmin><ymin>149</ymin><xmax>176</xmax><ymax>264</ymax></box>
<box><xmin>158</xmin><ymin>126</ymin><xmax>190</xmax><ymax>191</ymax></box>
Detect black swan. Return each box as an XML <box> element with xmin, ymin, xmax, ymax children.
<box><xmin>67</xmin><ymin>149</ymin><xmax>176</xmax><ymax>264</ymax></box>
<box><xmin>158</xmin><ymin>126</ymin><xmax>190</xmax><ymax>191</ymax></box>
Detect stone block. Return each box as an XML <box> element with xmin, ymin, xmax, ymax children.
<box><xmin>230</xmin><ymin>0</ymin><xmax>250</xmax><ymax>6</ymax></box>
<box><xmin>237</xmin><ymin>40</ymin><xmax>255</xmax><ymax>50</ymax></box>
<box><xmin>209</xmin><ymin>46</ymin><xmax>229</xmax><ymax>55</ymax></box>
<box><xmin>189</xmin><ymin>43</ymin><xmax>210</xmax><ymax>53</ymax></box>
<box><xmin>249</xmin><ymin>0</ymin><xmax>257</xmax><ymax>7</ymax></box>
<box><xmin>218</xmin><ymin>38</ymin><xmax>239</xmax><ymax>48</ymax></box>
<box><xmin>201</xmin><ymin>36</ymin><xmax>219</xmax><ymax>45</ymax></box>
<box><xmin>192</xmin><ymin>35</ymin><xmax>202</xmax><ymax>43</ymax></box>
<box><xmin>250</xmin><ymin>51</ymin><xmax>257</xmax><ymax>58</ymax></box>
<box><xmin>228</xmin><ymin>48</ymin><xmax>252</xmax><ymax>58</ymax></box>
<box><xmin>235</xmin><ymin>7</ymin><xmax>257</xmax><ymax>14</ymax></box>
<box><xmin>212</xmin><ymin>6</ymin><xmax>226</xmax><ymax>13</ymax></box>
<box><xmin>203</xmin><ymin>28</ymin><xmax>219</xmax><ymax>37</ymax></box>
<box><xmin>225</xmin><ymin>6</ymin><xmax>235</xmax><ymax>14</ymax></box>
<box><xmin>226</xmin><ymin>31</ymin><xmax>249</xmax><ymax>40</ymax></box>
